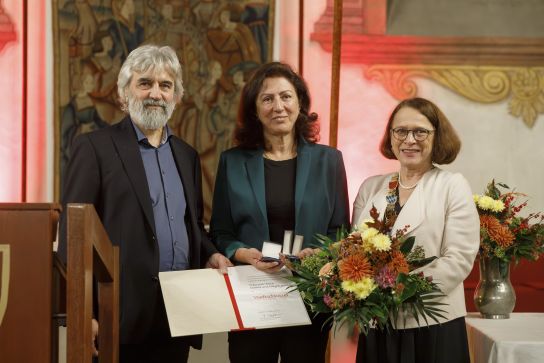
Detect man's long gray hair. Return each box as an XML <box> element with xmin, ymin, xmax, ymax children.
<box><xmin>117</xmin><ymin>45</ymin><xmax>184</xmax><ymax>112</ymax></box>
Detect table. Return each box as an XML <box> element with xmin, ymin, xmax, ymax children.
<box><xmin>465</xmin><ymin>313</ymin><xmax>544</xmax><ymax>363</ymax></box>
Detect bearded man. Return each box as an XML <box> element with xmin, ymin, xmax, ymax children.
<box><xmin>59</xmin><ymin>44</ymin><xmax>232</xmax><ymax>363</ymax></box>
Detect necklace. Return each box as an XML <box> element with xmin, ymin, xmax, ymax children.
<box><xmin>263</xmin><ymin>148</ymin><xmax>297</xmax><ymax>161</ymax></box>
<box><xmin>263</xmin><ymin>152</ymin><xmax>297</xmax><ymax>161</ymax></box>
<box><xmin>398</xmin><ymin>173</ymin><xmax>418</xmax><ymax>189</ymax></box>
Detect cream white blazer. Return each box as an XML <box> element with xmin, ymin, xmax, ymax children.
<box><xmin>352</xmin><ymin>167</ymin><xmax>479</xmax><ymax>329</ymax></box>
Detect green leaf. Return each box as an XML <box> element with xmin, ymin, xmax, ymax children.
<box><xmin>420</xmin><ymin>294</ymin><xmax>446</xmax><ymax>301</ymax></box>
<box><xmin>414</xmin><ymin>302</ymin><xmax>430</xmax><ymax>326</ymax></box>
<box><xmin>314</xmin><ymin>233</ymin><xmax>333</xmax><ymax>245</ymax></box>
<box><xmin>391</xmin><ymin>307</ymin><xmax>399</xmax><ymax>330</ymax></box>
<box><xmin>398</xmin><ymin>285</ymin><xmax>417</xmax><ymax>302</ymax></box>
<box><xmin>410</xmin><ymin>303</ymin><xmax>420</xmax><ymax>326</ymax></box>
<box><xmin>400</xmin><ymin>236</ymin><xmax>416</xmax><ymax>255</ymax></box>
<box><xmin>409</xmin><ymin>256</ymin><xmax>437</xmax><ymax>269</ymax></box>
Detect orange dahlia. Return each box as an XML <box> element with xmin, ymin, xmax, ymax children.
<box><xmin>480</xmin><ymin>214</ymin><xmax>515</xmax><ymax>248</ymax></box>
<box><xmin>387</xmin><ymin>250</ymin><xmax>409</xmax><ymax>275</ymax></box>
<box><xmin>338</xmin><ymin>254</ymin><xmax>373</xmax><ymax>282</ymax></box>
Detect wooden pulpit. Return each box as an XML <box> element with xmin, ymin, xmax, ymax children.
<box><xmin>0</xmin><ymin>203</ymin><xmax>119</xmax><ymax>362</ymax></box>
<box><xmin>0</xmin><ymin>203</ymin><xmax>61</xmax><ymax>362</ymax></box>
<box><xmin>65</xmin><ymin>203</ymin><xmax>119</xmax><ymax>363</ymax></box>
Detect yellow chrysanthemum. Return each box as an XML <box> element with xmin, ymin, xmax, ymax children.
<box><xmin>491</xmin><ymin>200</ymin><xmax>505</xmax><ymax>213</ymax></box>
<box><xmin>357</xmin><ymin>219</ymin><xmax>375</xmax><ymax>231</ymax></box>
<box><xmin>361</xmin><ymin>241</ymin><xmax>373</xmax><ymax>253</ymax></box>
<box><xmin>370</xmin><ymin>234</ymin><xmax>392</xmax><ymax>252</ymax></box>
<box><xmin>341</xmin><ymin>277</ymin><xmax>377</xmax><ymax>300</ymax></box>
<box><xmin>362</xmin><ymin>227</ymin><xmax>379</xmax><ymax>241</ymax></box>
<box><xmin>475</xmin><ymin>194</ymin><xmax>504</xmax><ymax>212</ymax></box>
<box><xmin>477</xmin><ymin>196</ymin><xmax>498</xmax><ymax>211</ymax></box>
<box><xmin>356</xmin><ymin>224</ymin><xmax>367</xmax><ymax>232</ymax></box>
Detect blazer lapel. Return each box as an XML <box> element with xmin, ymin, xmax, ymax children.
<box><xmin>365</xmin><ymin>187</ymin><xmax>390</xmax><ymax>226</ymax></box>
<box><xmin>393</xmin><ymin>182</ymin><xmax>425</xmax><ymax>236</ymax></box>
<box><xmin>111</xmin><ymin>118</ymin><xmax>156</xmax><ymax>236</ymax></box>
<box><xmin>295</xmin><ymin>142</ymin><xmax>311</xmax><ymax>224</ymax></box>
<box><xmin>245</xmin><ymin>150</ymin><xmax>267</xmax><ymax>223</ymax></box>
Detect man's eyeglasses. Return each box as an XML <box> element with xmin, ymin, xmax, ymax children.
<box><xmin>391</xmin><ymin>128</ymin><xmax>434</xmax><ymax>141</ymax></box>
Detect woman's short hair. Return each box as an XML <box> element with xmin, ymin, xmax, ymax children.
<box><xmin>379</xmin><ymin>97</ymin><xmax>461</xmax><ymax>164</ymax></box>
<box><xmin>235</xmin><ymin>62</ymin><xmax>320</xmax><ymax>148</ymax></box>
<box><xmin>117</xmin><ymin>44</ymin><xmax>184</xmax><ymax>109</ymax></box>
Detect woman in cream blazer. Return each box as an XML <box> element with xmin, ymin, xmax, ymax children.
<box><xmin>353</xmin><ymin>98</ymin><xmax>479</xmax><ymax>363</ymax></box>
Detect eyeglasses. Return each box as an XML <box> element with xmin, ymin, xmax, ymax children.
<box><xmin>391</xmin><ymin>127</ymin><xmax>434</xmax><ymax>141</ymax></box>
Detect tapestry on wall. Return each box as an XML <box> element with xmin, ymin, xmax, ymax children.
<box><xmin>54</xmin><ymin>0</ymin><xmax>274</xmax><ymax>221</ymax></box>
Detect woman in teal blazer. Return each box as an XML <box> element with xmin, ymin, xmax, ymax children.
<box><xmin>211</xmin><ymin>138</ymin><xmax>349</xmax><ymax>258</ymax></box>
<box><xmin>210</xmin><ymin>62</ymin><xmax>349</xmax><ymax>363</ymax></box>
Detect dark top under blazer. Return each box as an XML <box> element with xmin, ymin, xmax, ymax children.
<box><xmin>58</xmin><ymin>117</ymin><xmax>217</xmax><ymax>346</ymax></box>
<box><xmin>210</xmin><ymin>139</ymin><xmax>350</xmax><ymax>258</ymax></box>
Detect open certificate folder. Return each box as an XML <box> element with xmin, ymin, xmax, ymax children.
<box><xmin>159</xmin><ymin>265</ymin><xmax>311</xmax><ymax>337</ymax></box>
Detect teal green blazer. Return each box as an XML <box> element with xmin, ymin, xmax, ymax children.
<box><xmin>210</xmin><ymin>139</ymin><xmax>350</xmax><ymax>258</ymax></box>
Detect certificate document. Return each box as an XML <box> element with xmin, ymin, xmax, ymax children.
<box><xmin>227</xmin><ymin>265</ymin><xmax>311</xmax><ymax>329</ymax></box>
<box><xmin>159</xmin><ymin>265</ymin><xmax>310</xmax><ymax>337</ymax></box>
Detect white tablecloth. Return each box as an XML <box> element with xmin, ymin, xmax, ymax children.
<box><xmin>465</xmin><ymin>313</ymin><xmax>544</xmax><ymax>363</ymax></box>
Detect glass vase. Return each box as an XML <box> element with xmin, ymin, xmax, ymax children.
<box><xmin>473</xmin><ymin>257</ymin><xmax>516</xmax><ymax>319</ymax></box>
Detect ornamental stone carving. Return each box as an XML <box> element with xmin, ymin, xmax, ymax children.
<box><xmin>365</xmin><ymin>65</ymin><xmax>544</xmax><ymax>127</ymax></box>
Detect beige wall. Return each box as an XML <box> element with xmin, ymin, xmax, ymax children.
<box><xmin>416</xmin><ymin>77</ymin><xmax>544</xmax><ymax>216</ymax></box>
<box><xmin>388</xmin><ymin>0</ymin><xmax>544</xmax><ymax>37</ymax></box>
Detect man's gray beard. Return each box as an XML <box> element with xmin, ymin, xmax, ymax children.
<box><xmin>128</xmin><ymin>96</ymin><xmax>176</xmax><ymax>130</ymax></box>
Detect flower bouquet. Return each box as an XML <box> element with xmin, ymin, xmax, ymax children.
<box><xmin>472</xmin><ymin>180</ymin><xmax>544</xmax><ymax>318</ymax></box>
<box><xmin>473</xmin><ymin>180</ymin><xmax>544</xmax><ymax>264</ymax></box>
<box><xmin>285</xmin><ymin>206</ymin><xmax>446</xmax><ymax>334</ymax></box>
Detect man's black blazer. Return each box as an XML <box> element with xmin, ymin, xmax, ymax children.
<box><xmin>59</xmin><ymin>117</ymin><xmax>217</xmax><ymax>346</ymax></box>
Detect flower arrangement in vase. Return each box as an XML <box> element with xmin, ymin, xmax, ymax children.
<box><xmin>473</xmin><ymin>180</ymin><xmax>544</xmax><ymax>318</ymax></box>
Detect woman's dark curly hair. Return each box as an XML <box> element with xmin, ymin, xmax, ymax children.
<box><xmin>234</xmin><ymin>62</ymin><xmax>320</xmax><ymax>148</ymax></box>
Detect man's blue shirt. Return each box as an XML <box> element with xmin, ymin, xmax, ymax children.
<box><xmin>132</xmin><ymin>121</ymin><xmax>190</xmax><ymax>271</ymax></box>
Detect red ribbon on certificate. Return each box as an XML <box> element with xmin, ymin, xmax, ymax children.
<box><xmin>223</xmin><ymin>274</ymin><xmax>255</xmax><ymax>331</ymax></box>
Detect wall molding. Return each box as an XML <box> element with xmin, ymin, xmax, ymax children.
<box><xmin>311</xmin><ymin>34</ymin><xmax>544</xmax><ymax>67</ymax></box>
<box><xmin>365</xmin><ymin>65</ymin><xmax>544</xmax><ymax>127</ymax></box>
<box><xmin>310</xmin><ymin>0</ymin><xmax>544</xmax><ymax>127</ymax></box>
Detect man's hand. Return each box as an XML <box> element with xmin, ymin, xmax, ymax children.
<box><xmin>206</xmin><ymin>252</ymin><xmax>233</xmax><ymax>274</ymax></box>
<box><xmin>92</xmin><ymin>318</ymin><xmax>99</xmax><ymax>357</ymax></box>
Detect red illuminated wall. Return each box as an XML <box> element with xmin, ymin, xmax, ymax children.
<box><xmin>24</xmin><ymin>0</ymin><xmax>48</xmax><ymax>202</ymax></box>
<box><xmin>0</xmin><ymin>0</ymin><xmax>22</xmax><ymax>201</ymax></box>
<box><xmin>0</xmin><ymin>0</ymin><xmax>48</xmax><ymax>202</ymax></box>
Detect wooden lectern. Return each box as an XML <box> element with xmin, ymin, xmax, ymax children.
<box><xmin>0</xmin><ymin>203</ymin><xmax>119</xmax><ymax>363</ymax></box>
<box><xmin>0</xmin><ymin>203</ymin><xmax>61</xmax><ymax>362</ymax></box>
<box><xmin>65</xmin><ymin>203</ymin><xmax>119</xmax><ymax>363</ymax></box>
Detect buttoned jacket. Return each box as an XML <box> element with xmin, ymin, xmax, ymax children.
<box><xmin>352</xmin><ymin>167</ymin><xmax>479</xmax><ymax>329</ymax></box>
<box><xmin>59</xmin><ymin>117</ymin><xmax>216</xmax><ymax>346</ymax></box>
